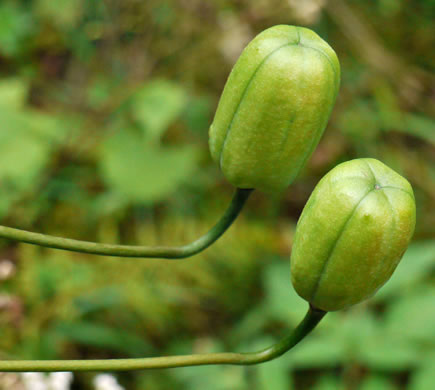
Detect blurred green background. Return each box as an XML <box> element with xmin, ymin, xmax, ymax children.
<box><xmin>0</xmin><ymin>0</ymin><xmax>434</xmax><ymax>389</ymax></box>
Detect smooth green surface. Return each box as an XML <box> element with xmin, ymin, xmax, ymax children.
<box><xmin>0</xmin><ymin>188</ymin><xmax>252</xmax><ymax>259</ymax></box>
<box><xmin>209</xmin><ymin>25</ymin><xmax>340</xmax><ymax>193</ymax></box>
<box><xmin>290</xmin><ymin>158</ymin><xmax>416</xmax><ymax>311</ymax></box>
<box><xmin>0</xmin><ymin>305</ymin><xmax>325</xmax><ymax>371</ymax></box>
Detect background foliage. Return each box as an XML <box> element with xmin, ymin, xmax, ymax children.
<box><xmin>0</xmin><ymin>0</ymin><xmax>434</xmax><ymax>389</ymax></box>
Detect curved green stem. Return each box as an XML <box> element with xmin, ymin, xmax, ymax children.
<box><xmin>0</xmin><ymin>305</ymin><xmax>326</xmax><ymax>372</ymax></box>
<box><xmin>0</xmin><ymin>188</ymin><xmax>253</xmax><ymax>259</ymax></box>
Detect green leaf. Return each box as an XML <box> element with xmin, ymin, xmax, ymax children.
<box><xmin>373</xmin><ymin>82</ymin><xmax>435</xmax><ymax>146</ymax></box>
<box><xmin>228</xmin><ymin>303</ymin><xmax>270</xmax><ymax>344</ymax></box>
<box><xmin>338</xmin><ymin>101</ymin><xmax>380</xmax><ymax>143</ymax></box>
<box><xmin>173</xmin><ymin>365</ymin><xmax>246</xmax><ymax>390</ymax></box>
<box><xmin>0</xmin><ymin>104</ymin><xmax>72</xmax><ymax>216</ymax></box>
<box><xmin>0</xmin><ymin>3</ymin><xmax>33</xmax><ymax>56</ymax></box>
<box><xmin>87</xmin><ymin>78</ymin><xmax>115</xmax><ymax>109</ymax></box>
<box><xmin>263</xmin><ymin>261</ymin><xmax>307</xmax><ymax>325</ymax></box>
<box><xmin>338</xmin><ymin>310</ymin><xmax>420</xmax><ymax>371</ymax></box>
<box><xmin>384</xmin><ymin>289</ymin><xmax>435</xmax><ymax>344</ymax></box>
<box><xmin>335</xmin><ymin>309</ymin><xmax>378</xmax><ymax>351</ymax></box>
<box><xmin>132</xmin><ymin>80</ymin><xmax>187</xmax><ymax>141</ymax></box>
<box><xmin>317</xmin><ymin>310</ymin><xmax>419</xmax><ymax>371</ymax></box>
<box><xmin>0</xmin><ymin>78</ymin><xmax>28</xmax><ymax>108</ymax></box>
<box><xmin>237</xmin><ymin>336</ymin><xmax>293</xmax><ymax>390</ymax></box>
<box><xmin>315</xmin><ymin>375</ymin><xmax>341</xmax><ymax>390</ymax></box>
<box><xmin>170</xmin><ymin>340</ymin><xmax>246</xmax><ymax>390</ymax></box>
<box><xmin>374</xmin><ymin>240</ymin><xmax>435</xmax><ymax>301</ymax></box>
<box><xmin>13</xmin><ymin>331</ymin><xmax>64</xmax><ymax>360</ymax></box>
<box><xmin>183</xmin><ymin>96</ymin><xmax>213</xmax><ymax>136</ymax></box>
<box><xmin>358</xmin><ymin>374</ymin><xmax>397</xmax><ymax>390</ymax></box>
<box><xmin>0</xmin><ymin>111</ymin><xmax>50</xmax><ymax>216</ymax></box>
<box><xmin>54</xmin><ymin>321</ymin><xmax>152</xmax><ymax>356</ymax></box>
<box><xmin>257</xmin><ymin>357</ymin><xmax>293</xmax><ymax>390</ymax></box>
<box><xmin>99</xmin><ymin>129</ymin><xmax>197</xmax><ymax>204</ymax></box>
<box><xmin>409</xmin><ymin>354</ymin><xmax>435</xmax><ymax>390</ymax></box>
<box><xmin>358</xmin><ymin>336</ymin><xmax>420</xmax><ymax>371</ymax></box>
<box><xmin>354</xmin><ymin>304</ymin><xmax>420</xmax><ymax>371</ymax></box>
<box><xmin>74</xmin><ymin>287</ymin><xmax>124</xmax><ymax>315</ymax></box>
<box><xmin>0</xmin><ymin>112</ymin><xmax>49</xmax><ymax>185</ymax></box>
<box><xmin>35</xmin><ymin>0</ymin><xmax>84</xmax><ymax>29</ymax></box>
<box><xmin>288</xmin><ymin>333</ymin><xmax>346</xmax><ymax>369</ymax></box>
<box><xmin>401</xmin><ymin>114</ymin><xmax>435</xmax><ymax>146</ymax></box>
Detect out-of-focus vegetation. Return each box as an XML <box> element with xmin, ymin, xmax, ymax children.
<box><xmin>0</xmin><ymin>0</ymin><xmax>434</xmax><ymax>389</ymax></box>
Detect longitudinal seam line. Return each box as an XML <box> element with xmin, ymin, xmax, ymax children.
<box><xmin>309</xmin><ymin>187</ymin><xmax>375</xmax><ymax>302</ymax></box>
<box><xmin>299</xmin><ymin>45</ymin><xmax>339</xmax><ymax>98</ymax></box>
<box><xmin>363</xmin><ymin>160</ymin><xmax>414</xmax><ymax>198</ymax></box>
<box><xmin>363</xmin><ymin>160</ymin><xmax>414</xmax><ymax>197</ymax></box>
<box><xmin>286</xmin><ymin>40</ymin><xmax>338</xmax><ymax>181</ymax></box>
<box><xmin>363</xmin><ymin>160</ymin><xmax>377</xmax><ymax>184</ymax></box>
<box><xmin>279</xmin><ymin>28</ymin><xmax>301</xmax><ymax>155</ymax></box>
<box><xmin>370</xmin><ymin>188</ymin><xmax>397</xmax><ymax>292</ymax></box>
<box><xmin>218</xmin><ymin>40</ymin><xmax>300</xmax><ymax>169</ymax></box>
<box><xmin>379</xmin><ymin>186</ymin><xmax>414</xmax><ymax>198</ymax></box>
<box><xmin>279</xmin><ymin>116</ymin><xmax>297</xmax><ymax>153</ymax></box>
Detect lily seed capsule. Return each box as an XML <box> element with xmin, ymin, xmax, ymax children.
<box><xmin>209</xmin><ymin>25</ymin><xmax>340</xmax><ymax>193</ymax></box>
<box><xmin>290</xmin><ymin>158</ymin><xmax>416</xmax><ymax>311</ymax></box>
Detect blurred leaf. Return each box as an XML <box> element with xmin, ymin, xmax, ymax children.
<box><xmin>36</xmin><ymin>332</ymin><xmax>65</xmax><ymax>360</ymax></box>
<box><xmin>330</xmin><ymin>310</ymin><xmax>420</xmax><ymax>371</ymax></box>
<box><xmin>0</xmin><ymin>111</ymin><xmax>49</xmax><ymax>182</ymax></box>
<box><xmin>263</xmin><ymin>261</ymin><xmax>307</xmax><ymax>325</ymax></box>
<box><xmin>228</xmin><ymin>304</ymin><xmax>270</xmax><ymax>344</ymax></box>
<box><xmin>288</xmin><ymin>333</ymin><xmax>346</xmax><ymax>369</ymax></box>
<box><xmin>151</xmin><ymin>2</ymin><xmax>176</xmax><ymax>28</ymax></box>
<box><xmin>401</xmin><ymin>114</ymin><xmax>435</xmax><ymax>146</ymax></box>
<box><xmin>0</xmin><ymin>103</ymin><xmax>73</xmax><ymax>216</ymax></box>
<box><xmin>338</xmin><ymin>101</ymin><xmax>380</xmax><ymax>144</ymax></box>
<box><xmin>35</xmin><ymin>0</ymin><xmax>84</xmax><ymax>29</ymax></box>
<box><xmin>132</xmin><ymin>80</ymin><xmax>188</xmax><ymax>142</ymax></box>
<box><xmin>0</xmin><ymin>78</ymin><xmax>28</xmax><ymax>108</ymax></box>
<box><xmin>54</xmin><ymin>321</ymin><xmax>151</xmax><ymax>356</ymax></box>
<box><xmin>0</xmin><ymin>3</ymin><xmax>33</xmax><ymax>56</ymax></box>
<box><xmin>100</xmin><ymin>129</ymin><xmax>197</xmax><ymax>204</ymax></box>
<box><xmin>409</xmin><ymin>354</ymin><xmax>435</xmax><ymax>390</ymax></box>
<box><xmin>170</xmin><ymin>339</ymin><xmax>246</xmax><ymax>390</ymax></box>
<box><xmin>315</xmin><ymin>375</ymin><xmax>341</xmax><ymax>390</ymax></box>
<box><xmin>257</xmin><ymin>357</ymin><xmax>293</xmax><ymax>390</ymax></box>
<box><xmin>74</xmin><ymin>286</ymin><xmax>124</xmax><ymax>315</ymax></box>
<box><xmin>36</xmin><ymin>260</ymin><xmax>63</xmax><ymax>300</ymax></box>
<box><xmin>321</xmin><ymin>310</ymin><xmax>420</xmax><ymax>371</ymax></box>
<box><xmin>13</xmin><ymin>331</ymin><xmax>64</xmax><ymax>360</ymax></box>
<box><xmin>27</xmin><ymin>253</ymin><xmax>95</xmax><ymax>303</ymax></box>
<box><xmin>358</xmin><ymin>336</ymin><xmax>421</xmax><ymax>371</ymax></box>
<box><xmin>374</xmin><ymin>240</ymin><xmax>435</xmax><ymax>301</ymax></box>
<box><xmin>173</xmin><ymin>365</ymin><xmax>246</xmax><ymax>390</ymax></box>
<box><xmin>67</xmin><ymin>28</ymin><xmax>95</xmax><ymax>61</ymax></box>
<box><xmin>0</xmin><ymin>114</ymin><xmax>49</xmax><ymax>216</ymax></box>
<box><xmin>240</xmin><ymin>336</ymin><xmax>293</xmax><ymax>390</ymax></box>
<box><xmin>374</xmin><ymin>82</ymin><xmax>435</xmax><ymax>146</ymax></box>
<box><xmin>384</xmin><ymin>288</ymin><xmax>435</xmax><ymax>344</ymax></box>
<box><xmin>358</xmin><ymin>374</ymin><xmax>397</xmax><ymax>390</ymax></box>
<box><xmin>336</xmin><ymin>310</ymin><xmax>378</xmax><ymax>349</ymax></box>
<box><xmin>87</xmin><ymin>77</ymin><xmax>115</xmax><ymax>109</ymax></box>
<box><xmin>183</xmin><ymin>95</ymin><xmax>213</xmax><ymax>136</ymax></box>
<box><xmin>29</xmin><ymin>111</ymin><xmax>77</xmax><ymax>143</ymax></box>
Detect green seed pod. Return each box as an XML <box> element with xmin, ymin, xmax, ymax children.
<box><xmin>290</xmin><ymin>158</ymin><xmax>416</xmax><ymax>311</ymax></box>
<box><xmin>209</xmin><ymin>25</ymin><xmax>340</xmax><ymax>193</ymax></box>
